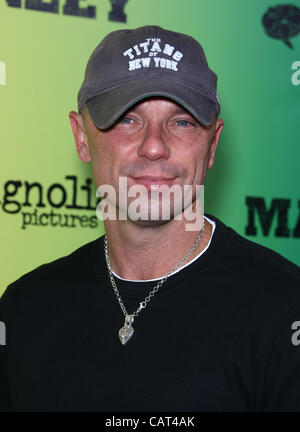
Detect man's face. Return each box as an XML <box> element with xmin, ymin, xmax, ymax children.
<box><xmin>69</xmin><ymin>97</ymin><xmax>223</xmax><ymax>224</ymax></box>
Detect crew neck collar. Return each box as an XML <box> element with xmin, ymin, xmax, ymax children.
<box><xmin>89</xmin><ymin>213</ymin><xmax>237</xmax><ymax>299</ymax></box>
<box><xmin>111</xmin><ymin>215</ymin><xmax>216</xmax><ymax>282</ymax></box>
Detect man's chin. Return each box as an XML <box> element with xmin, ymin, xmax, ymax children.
<box><xmin>125</xmin><ymin>202</ymin><xmax>183</xmax><ymax>226</ymax></box>
<box><xmin>127</xmin><ymin>218</ymin><xmax>171</xmax><ymax>228</ymax></box>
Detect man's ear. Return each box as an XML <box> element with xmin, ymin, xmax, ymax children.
<box><xmin>69</xmin><ymin>111</ymin><xmax>91</xmax><ymax>162</ymax></box>
<box><xmin>207</xmin><ymin>118</ymin><xmax>224</xmax><ymax>170</ymax></box>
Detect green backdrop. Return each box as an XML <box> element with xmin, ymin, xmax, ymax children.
<box><xmin>1</xmin><ymin>0</ymin><xmax>299</xmax><ymax>296</ymax></box>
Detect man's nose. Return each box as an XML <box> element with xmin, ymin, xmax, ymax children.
<box><xmin>137</xmin><ymin>125</ymin><xmax>170</xmax><ymax>161</ymax></box>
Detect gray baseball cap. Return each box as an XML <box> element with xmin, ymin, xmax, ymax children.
<box><xmin>77</xmin><ymin>25</ymin><xmax>221</xmax><ymax>129</ymax></box>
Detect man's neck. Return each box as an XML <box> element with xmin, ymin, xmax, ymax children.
<box><xmin>104</xmin><ymin>217</ymin><xmax>213</xmax><ymax>281</ymax></box>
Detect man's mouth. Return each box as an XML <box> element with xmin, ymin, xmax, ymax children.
<box><xmin>130</xmin><ymin>175</ymin><xmax>177</xmax><ymax>190</ymax></box>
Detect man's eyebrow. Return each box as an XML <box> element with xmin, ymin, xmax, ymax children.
<box><xmin>172</xmin><ymin>106</ymin><xmax>192</xmax><ymax>115</ymax></box>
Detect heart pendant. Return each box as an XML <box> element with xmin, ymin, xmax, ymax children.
<box><xmin>119</xmin><ymin>324</ymin><xmax>134</xmax><ymax>345</ymax></box>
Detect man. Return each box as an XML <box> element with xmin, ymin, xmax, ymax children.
<box><xmin>1</xmin><ymin>25</ymin><xmax>300</xmax><ymax>412</ymax></box>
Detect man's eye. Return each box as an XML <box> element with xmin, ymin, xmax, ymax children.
<box><xmin>118</xmin><ymin>116</ymin><xmax>133</xmax><ymax>124</ymax></box>
<box><xmin>176</xmin><ymin>120</ymin><xmax>192</xmax><ymax>127</ymax></box>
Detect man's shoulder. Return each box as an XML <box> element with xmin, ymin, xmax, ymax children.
<box><xmin>207</xmin><ymin>214</ymin><xmax>300</xmax><ymax>341</ymax></box>
<box><xmin>1</xmin><ymin>236</ymin><xmax>104</xmax><ymax>304</ymax></box>
<box><xmin>207</xmin><ymin>213</ymin><xmax>300</xmax><ymax>284</ymax></box>
<box><xmin>234</xmin><ymin>227</ymin><xmax>299</xmax><ymax>283</ymax></box>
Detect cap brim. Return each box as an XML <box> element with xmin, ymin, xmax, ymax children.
<box><xmin>85</xmin><ymin>78</ymin><xmax>217</xmax><ymax>129</ymax></box>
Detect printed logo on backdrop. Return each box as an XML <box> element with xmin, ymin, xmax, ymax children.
<box><xmin>5</xmin><ymin>0</ymin><xmax>129</xmax><ymax>22</ymax></box>
<box><xmin>0</xmin><ymin>176</ymin><xmax>205</xmax><ymax>232</ymax></box>
<box><xmin>245</xmin><ymin>197</ymin><xmax>300</xmax><ymax>238</ymax></box>
<box><xmin>123</xmin><ymin>39</ymin><xmax>183</xmax><ymax>72</ymax></box>
<box><xmin>0</xmin><ymin>176</ymin><xmax>100</xmax><ymax>230</ymax></box>
<box><xmin>109</xmin><ymin>0</ymin><xmax>128</xmax><ymax>23</ymax></box>
<box><xmin>262</xmin><ymin>4</ymin><xmax>300</xmax><ymax>48</ymax></box>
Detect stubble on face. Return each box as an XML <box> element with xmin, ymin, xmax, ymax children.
<box><xmin>79</xmin><ymin>99</ymin><xmax>221</xmax><ymax>227</ymax></box>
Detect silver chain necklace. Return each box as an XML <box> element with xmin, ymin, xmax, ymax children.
<box><xmin>104</xmin><ymin>218</ymin><xmax>205</xmax><ymax>345</ymax></box>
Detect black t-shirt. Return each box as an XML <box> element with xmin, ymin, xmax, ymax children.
<box><xmin>1</xmin><ymin>214</ymin><xmax>300</xmax><ymax>411</ymax></box>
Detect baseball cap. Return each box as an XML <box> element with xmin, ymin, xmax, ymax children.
<box><xmin>77</xmin><ymin>25</ymin><xmax>221</xmax><ymax>129</ymax></box>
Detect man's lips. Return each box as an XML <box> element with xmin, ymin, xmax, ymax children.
<box><xmin>130</xmin><ymin>175</ymin><xmax>177</xmax><ymax>189</ymax></box>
